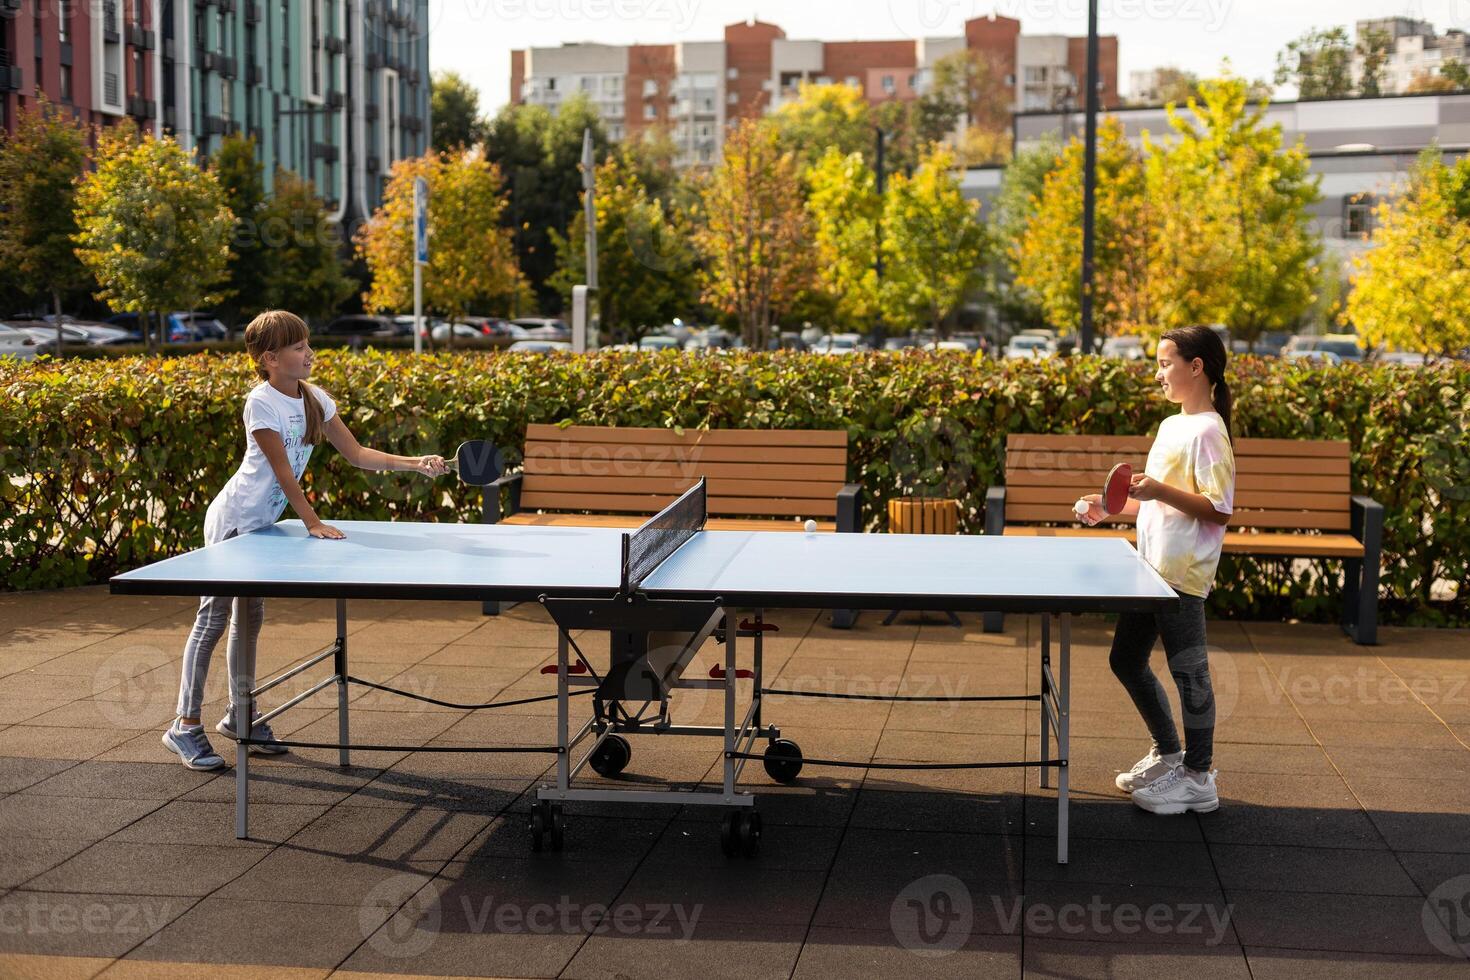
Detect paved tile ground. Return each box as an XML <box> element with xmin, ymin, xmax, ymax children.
<box><xmin>0</xmin><ymin>585</ymin><xmax>1467</xmax><ymax>978</ymax></box>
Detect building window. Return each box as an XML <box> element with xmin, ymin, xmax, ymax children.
<box><xmin>1345</xmin><ymin>195</ymin><xmax>1375</xmax><ymax>238</ymax></box>
<box><xmin>60</xmin><ymin>66</ymin><xmax>73</xmax><ymax>103</ymax></box>
<box><xmin>882</xmin><ymin>74</ymin><xmax>895</xmax><ymax>94</ymax></box>
<box><xmin>221</xmin><ymin>81</ymin><xmax>232</xmax><ymax>121</ymax></box>
<box><xmin>580</xmin><ymin>75</ymin><xmax>592</xmax><ymax>91</ymax></box>
<box><xmin>643</xmin><ymin>78</ymin><xmax>657</xmax><ymax>97</ymax></box>
<box><xmin>643</xmin><ymin>103</ymin><xmax>655</xmax><ymax>120</ymax></box>
<box><xmin>546</xmin><ymin>76</ymin><xmax>556</xmax><ymax>91</ymax></box>
<box><xmin>58</xmin><ymin>2</ymin><xmax>72</xmax><ymax>45</ymax></box>
<box><xmin>726</xmin><ymin>66</ymin><xmax>738</xmax><ymax>80</ymax></box>
<box><xmin>727</xmin><ymin>91</ymin><xmax>738</xmax><ymax>105</ymax></box>
<box><xmin>133</xmin><ymin>50</ymin><xmax>144</xmax><ymax>96</ymax></box>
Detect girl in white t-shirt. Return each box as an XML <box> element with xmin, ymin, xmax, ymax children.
<box><xmin>1077</xmin><ymin>325</ymin><xmax>1236</xmax><ymax>815</ymax></box>
<box><xmin>163</xmin><ymin>310</ymin><xmax>449</xmax><ymax>770</ymax></box>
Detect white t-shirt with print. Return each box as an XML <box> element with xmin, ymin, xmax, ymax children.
<box><xmin>1135</xmin><ymin>411</ymin><xmax>1235</xmax><ymax>598</ymax></box>
<box><xmin>204</xmin><ymin>382</ymin><xmax>337</xmax><ymax>544</ymax></box>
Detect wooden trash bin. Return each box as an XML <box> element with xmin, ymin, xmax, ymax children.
<box><xmin>883</xmin><ymin>497</ymin><xmax>962</xmax><ymax>627</ymax></box>
<box><xmin>887</xmin><ymin>496</ymin><xmax>960</xmax><ymax>536</ymax></box>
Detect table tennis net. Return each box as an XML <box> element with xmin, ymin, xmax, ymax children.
<box><xmin>620</xmin><ymin>478</ymin><xmax>707</xmax><ymax>593</ymax></box>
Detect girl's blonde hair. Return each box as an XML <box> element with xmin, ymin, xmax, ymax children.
<box><xmin>244</xmin><ymin>310</ymin><xmax>325</xmax><ymax>446</ymax></box>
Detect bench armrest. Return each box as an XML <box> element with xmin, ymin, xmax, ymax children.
<box><xmin>836</xmin><ymin>483</ymin><xmax>863</xmax><ymax>533</ymax></box>
<box><xmin>1349</xmin><ymin>495</ymin><xmax>1383</xmax><ymax>546</ymax></box>
<box><xmin>984</xmin><ymin>486</ymin><xmax>1007</xmax><ymax>536</ymax></box>
<box><xmin>482</xmin><ymin>471</ymin><xmax>524</xmax><ymax>525</ymax></box>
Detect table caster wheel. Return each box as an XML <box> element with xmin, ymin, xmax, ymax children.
<box><xmin>530</xmin><ymin>801</ymin><xmax>565</xmax><ymax>852</ymax></box>
<box><xmin>738</xmin><ymin>810</ymin><xmax>762</xmax><ymax>857</ymax></box>
<box><xmin>720</xmin><ymin>810</ymin><xmax>739</xmax><ymax>857</ymax></box>
<box><xmin>763</xmin><ymin>738</ymin><xmax>803</xmax><ymax>784</ymax></box>
<box><xmin>589</xmin><ymin>734</ymin><xmax>631</xmax><ymax>777</ymax></box>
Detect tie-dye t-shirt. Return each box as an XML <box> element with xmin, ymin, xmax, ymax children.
<box><xmin>1135</xmin><ymin>411</ymin><xmax>1235</xmax><ymax>598</ymax></box>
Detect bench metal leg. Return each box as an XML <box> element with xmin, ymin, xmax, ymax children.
<box><xmin>1343</xmin><ymin>497</ymin><xmax>1383</xmax><ymax>646</ymax></box>
<box><xmin>983</xmin><ymin>611</ymin><xmax>1004</xmax><ymax>633</ymax></box>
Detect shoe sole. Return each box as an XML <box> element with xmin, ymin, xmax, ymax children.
<box><xmin>1133</xmin><ymin>797</ymin><xmax>1220</xmax><ymax>815</ymax></box>
<box><xmin>161</xmin><ymin>732</ymin><xmax>227</xmax><ymax>771</ymax></box>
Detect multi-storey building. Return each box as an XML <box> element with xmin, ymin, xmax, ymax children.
<box><xmin>1</xmin><ymin>0</ymin><xmax>429</xmax><ymax>225</ymax></box>
<box><xmin>1353</xmin><ymin>17</ymin><xmax>1469</xmax><ymax>95</ymax></box>
<box><xmin>510</xmin><ymin>15</ymin><xmax>1118</xmax><ymax>167</ymax></box>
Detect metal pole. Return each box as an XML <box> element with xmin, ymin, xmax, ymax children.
<box><xmin>582</xmin><ymin>128</ymin><xmax>597</xmax><ymax>290</ymax></box>
<box><xmin>1079</xmin><ymin>0</ymin><xmax>1100</xmax><ymax>356</ymax></box>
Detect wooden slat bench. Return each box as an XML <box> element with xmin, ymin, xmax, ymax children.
<box><xmin>983</xmin><ymin>433</ymin><xmax>1383</xmax><ymax>644</ymax></box>
<box><xmin>482</xmin><ymin>424</ymin><xmax>863</xmax><ymax>622</ymax></box>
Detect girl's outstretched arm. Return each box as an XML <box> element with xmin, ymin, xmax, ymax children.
<box><xmin>253</xmin><ymin>429</ymin><xmax>338</xmax><ymax>536</ymax></box>
<box><xmin>324</xmin><ymin>416</ymin><xmax>447</xmax><ymax>475</ymax></box>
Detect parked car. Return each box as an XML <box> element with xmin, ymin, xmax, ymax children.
<box><xmin>686</xmin><ymin>329</ymin><xmax>740</xmax><ymax>351</ymax></box>
<box><xmin>430</xmin><ymin>322</ymin><xmax>498</xmax><ymax>343</ymax></box>
<box><xmin>810</xmin><ymin>333</ymin><xmax>866</xmax><ymax>355</ymax></box>
<box><xmin>768</xmin><ymin>331</ymin><xmax>808</xmax><ymax>351</ymax></box>
<box><xmin>510</xmin><ymin>317</ymin><xmax>571</xmax><ymax>342</ymax></box>
<box><xmin>105</xmin><ymin>311</ymin><xmax>227</xmax><ymax>342</ymax></box>
<box><xmin>13</xmin><ymin>322</ymin><xmax>137</xmax><ymax>352</ymax></box>
<box><xmin>1101</xmin><ymin>336</ymin><xmax>1147</xmax><ymax>360</ymax></box>
<box><xmin>507</xmin><ymin>340</ymin><xmax>571</xmax><ymax>353</ymax></box>
<box><xmin>319</xmin><ymin>315</ymin><xmax>398</xmax><ymax>340</ymax></box>
<box><xmin>1282</xmin><ymin>349</ymin><xmax>1343</xmax><ymax>366</ymax></box>
<box><xmin>0</xmin><ymin>323</ymin><xmax>40</xmax><ymax>360</ymax></box>
<box><xmin>1377</xmin><ymin>351</ymin><xmax>1428</xmax><ymax>366</ymax></box>
<box><xmin>460</xmin><ymin>316</ymin><xmax>519</xmax><ymax>342</ymax></box>
<box><xmin>1231</xmin><ymin>330</ymin><xmax>1290</xmax><ymax>356</ymax></box>
<box><xmin>1004</xmin><ymin>335</ymin><xmax>1055</xmax><ymax>360</ymax></box>
<box><xmin>1282</xmin><ymin>334</ymin><xmax>1364</xmax><ymax>362</ymax></box>
<box><xmin>638</xmin><ymin>334</ymin><xmax>683</xmax><ymax>351</ymax></box>
<box><xmin>882</xmin><ymin>336</ymin><xmax>921</xmax><ymax>351</ymax></box>
<box><xmin>922</xmin><ymin>340</ymin><xmax>972</xmax><ymax>353</ymax></box>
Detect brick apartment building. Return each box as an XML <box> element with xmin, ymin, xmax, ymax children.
<box><xmin>510</xmin><ymin>14</ymin><xmax>1118</xmax><ymax>167</ymax></box>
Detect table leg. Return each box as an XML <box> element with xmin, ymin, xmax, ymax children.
<box><xmin>722</xmin><ymin>608</ymin><xmax>736</xmax><ymax>799</ymax></box>
<box><xmin>233</xmin><ymin>596</ymin><xmax>253</xmax><ymax>840</ymax></box>
<box><xmin>1039</xmin><ymin>614</ymin><xmax>1051</xmax><ymax>790</ymax></box>
<box><xmin>1057</xmin><ymin>613</ymin><xmax>1071</xmax><ymax>865</ymax></box>
<box><xmin>556</xmin><ymin>628</ymin><xmax>570</xmax><ymax>793</ymax></box>
<box><xmin>335</xmin><ymin>598</ymin><xmax>350</xmax><ymax>768</ymax></box>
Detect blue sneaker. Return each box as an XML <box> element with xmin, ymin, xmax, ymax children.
<box><xmin>162</xmin><ymin>720</ymin><xmax>227</xmax><ymax>771</ymax></box>
<box><xmin>216</xmin><ymin>712</ymin><xmax>289</xmax><ymax>755</ymax></box>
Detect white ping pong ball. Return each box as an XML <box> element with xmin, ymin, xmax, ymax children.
<box><xmin>804</xmin><ymin>519</ymin><xmax>817</xmax><ymax>533</ymax></box>
<box><xmin>1074</xmin><ymin>499</ymin><xmax>1090</xmax><ymax>517</ymax></box>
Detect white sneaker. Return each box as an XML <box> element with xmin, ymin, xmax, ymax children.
<box><xmin>162</xmin><ymin>720</ymin><xmax>227</xmax><ymax>771</ymax></box>
<box><xmin>1115</xmin><ymin>747</ymin><xmax>1184</xmax><ymax>793</ymax></box>
<box><xmin>1131</xmin><ymin>766</ymin><xmax>1220</xmax><ymax>815</ymax></box>
<box><xmin>216</xmin><ymin>712</ymin><xmax>289</xmax><ymax>755</ymax></box>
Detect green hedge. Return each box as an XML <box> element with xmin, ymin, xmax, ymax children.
<box><xmin>3</xmin><ymin>349</ymin><xmax>1466</xmax><ymax>626</ymax></box>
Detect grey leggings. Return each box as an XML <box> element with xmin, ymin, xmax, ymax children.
<box><xmin>1108</xmin><ymin>593</ymin><xmax>1215</xmax><ymax>772</ymax></box>
<box><xmin>175</xmin><ymin>529</ymin><xmax>264</xmax><ymax>720</ymax></box>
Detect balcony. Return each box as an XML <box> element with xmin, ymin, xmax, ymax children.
<box><xmin>204</xmin><ymin>116</ymin><xmax>228</xmax><ymax>135</ymax></box>
<box><xmin>326</xmin><ymin>90</ymin><xmax>344</xmax><ymax>108</ymax></box>
<box><xmin>311</xmin><ymin>143</ymin><xmax>339</xmax><ymax>163</ymax></box>
<box><xmin>365</xmin><ymin>52</ymin><xmax>382</xmax><ymax>70</ymax></box>
<box><xmin>366</xmin><ymin>155</ymin><xmax>380</xmax><ymax>172</ymax></box>
<box><xmin>246</xmin><ymin>63</ymin><xmax>262</xmax><ymax>85</ymax></box>
<box><xmin>325</xmin><ymin>37</ymin><xmax>344</xmax><ymax>55</ymax></box>
<box><xmin>127</xmin><ymin>25</ymin><xmax>155</xmax><ymax>50</ymax></box>
<box><xmin>103</xmin><ymin>2</ymin><xmax>121</xmax><ymax>42</ymax></box>
<box><xmin>246</xmin><ymin>0</ymin><xmax>262</xmax><ymax>23</ymax></box>
<box><xmin>402</xmin><ymin>114</ymin><xmax>422</xmax><ymax>133</ymax></box>
<box><xmin>0</xmin><ymin>62</ymin><xmax>20</xmax><ymax>94</ymax></box>
<box><xmin>365</xmin><ymin>104</ymin><xmax>379</xmax><ymax>121</ymax></box>
<box><xmin>127</xmin><ymin>96</ymin><xmax>156</xmax><ymax>118</ymax></box>
<box><xmin>217</xmin><ymin>0</ymin><xmax>237</xmax><ymax>12</ymax></box>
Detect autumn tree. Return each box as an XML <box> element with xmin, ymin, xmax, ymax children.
<box><xmin>356</xmin><ymin>149</ymin><xmax>527</xmax><ymax>341</ymax></box>
<box><xmin>1346</xmin><ymin>148</ymin><xmax>1470</xmax><ymax>359</ymax></box>
<box><xmin>73</xmin><ymin>129</ymin><xmax>234</xmax><ymax>350</ymax></box>
<box><xmin>1275</xmin><ymin>27</ymin><xmax>1355</xmax><ymax>99</ymax></box>
<box><xmin>767</xmin><ymin>82</ymin><xmax>873</xmax><ymax>171</ymax></box>
<box><xmin>1013</xmin><ymin>118</ymin><xmax>1161</xmax><ymax>337</ymax></box>
<box><xmin>0</xmin><ymin>97</ymin><xmax>93</xmax><ymax>326</ymax></box>
<box><xmin>260</xmin><ymin>169</ymin><xmax>356</xmax><ymax>323</ymax></box>
<box><xmin>879</xmin><ymin>146</ymin><xmax>989</xmax><ymax>336</ymax></box>
<box><xmin>693</xmin><ymin>120</ymin><xmax>814</xmax><ymax>347</ymax></box>
<box><xmin>549</xmin><ymin>155</ymin><xmax>696</xmax><ymax>341</ymax></box>
<box><xmin>431</xmin><ymin>70</ymin><xmax>486</xmax><ymax>152</ymax></box>
<box><xmin>211</xmin><ymin>132</ymin><xmax>272</xmax><ymax>332</ymax></box>
<box><xmin>1155</xmin><ymin>77</ymin><xmax>1321</xmax><ymax>347</ymax></box>
<box><xmin>804</xmin><ymin>148</ymin><xmax>881</xmax><ymax>330</ymax></box>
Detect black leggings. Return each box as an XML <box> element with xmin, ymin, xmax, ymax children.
<box><xmin>1108</xmin><ymin>594</ymin><xmax>1215</xmax><ymax>772</ymax></box>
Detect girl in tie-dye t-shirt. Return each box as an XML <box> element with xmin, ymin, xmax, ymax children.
<box><xmin>1076</xmin><ymin>325</ymin><xmax>1236</xmax><ymax>817</ymax></box>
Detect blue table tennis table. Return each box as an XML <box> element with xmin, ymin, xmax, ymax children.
<box><xmin>111</xmin><ymin>480</ymin><xmax>1177</xmax><ymax>863</ymax></box>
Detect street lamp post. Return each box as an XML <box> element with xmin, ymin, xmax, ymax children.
<box><xmin>1079</xmin><ymin>0</ymin><xmax>1101</xmax><ymax>356</ymax></box>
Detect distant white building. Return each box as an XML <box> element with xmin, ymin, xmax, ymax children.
<box><xmin>1354</xmin><ymin>17</ymin><xmax>1469</xmax><ymax>94</ymax></box>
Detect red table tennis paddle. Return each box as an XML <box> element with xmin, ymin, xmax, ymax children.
<box><xmin>1074</xmin><ymin>462</ymin><xmax>1132</xmax><ymax>522</ymax></box>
